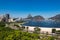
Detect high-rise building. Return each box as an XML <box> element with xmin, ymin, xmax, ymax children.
<box><xmin>2</xmin><ymin>14</ymin><xmax>10</xmax><ymax>22</ymax></box>
<box><xmin>5</xmin><ymin>14</ymin><xmax>10</xmax><ymax>19</ymax></box>
<box><xmin>5</xmin><ymin>14</ymin><xmax>10</xmax><ymax>22</ymax></box>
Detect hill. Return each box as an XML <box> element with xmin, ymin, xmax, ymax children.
<box><xmin>26</xmin><ymin>15</ymin><xmax>45</xmax><ymax>21</ymax></box>
<box><xmin>49</xmin><ymin>14</ymin><xmax>60</xmax><ymax>21</ymax></box>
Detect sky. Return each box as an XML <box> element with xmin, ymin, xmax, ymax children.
<box><xmin>0</xmin><ymin>0</ymin><xmax>60</xmax><ymax>18</ymax></box>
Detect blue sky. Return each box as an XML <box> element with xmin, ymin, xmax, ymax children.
<box><xmin>0</xmin><ymin>0</ymin><xmax>60</xmax><ymax>18</ymax></box>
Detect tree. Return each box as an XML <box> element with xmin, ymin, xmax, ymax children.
<box><xmin>34</xmin><ymin>27</ymin><xmax>41</xmax><ymax>34</ymax></box>
<box><xmin>0</xmin><ymin>22</ymin><xmax>5</xmax><ymax>27</ymax></box>
<box><xmin>21</xmin><ymin>26</ymin><xmax>25</xmax><ymax>31</ymax></box>
<box><xmin>26</xmin><ymin>27</ymin><xmax>29</xmax><ymax>32</ymax></box>
<box><xmin>56</xmin><ymin>30</ymin><xmax>60</xmax><ymax>40</ymax></box>
<box><xmin>56</xmin><ymin>30</ymin><xmax>60</xmax><ymax>34</ymax></box>
<box><xmin>52</xmin><ymin>29</ymin><xmax>56</xmax><ymax>37</ymax></box>
<box><xmin>52</xmin><ymin>29</ymin><xmax>56</xmax><ymax>33</ymax></box>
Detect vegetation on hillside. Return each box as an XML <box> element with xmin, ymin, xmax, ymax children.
<box><xmin>0</xmin><ymin>22</ymin><xmax>56</xmax><ymax>40</ymax></box>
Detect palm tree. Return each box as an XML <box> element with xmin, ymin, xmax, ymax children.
<box><xmin>52</xmin><ymin>28</ymin><xmax>56</xmax><ymax>33</ymax></box>
<box><xmin>22</xmin><ymin>26</ymin><xmax>25</xmax><ymax>31</ymax></box>
<box><xmin>34</xmin><ymin>27</ymin><xmax>41</xmax><ymax>34</ymax></box>
<box><xmin>34</xmin><ymin>27</ymin><xmax>41</xmax><ymax>40</ymax></box>
<box><xmin>52</xmin><ymin>28</ymin><xmax>56</xmax><ymax>37</ymax></box>
<box><xmin>19</xmin><ymin>26</ymin><xmax>25</xmax><ymax>31</ymax></box>
<box><xmin>26</xmin><ymin>27</ymin><xmax>29</xmax><ymax>32</ymax></box>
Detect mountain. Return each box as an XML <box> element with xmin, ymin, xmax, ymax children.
<box><xmin>26</xmin><ymin>15</ymin><xmax>45</xmax><ymax>21</ymax></box>
<box><xmin>32</xmin><ymin>15</ymin><xmax>45</xmax><ymax>21</ymax></box>
<box><xmin>49</xmin><ymin>14</ymin><xmax>60</xmax><ymax>21</ymax></box>
<box><xmin>27</xmin><ymin>14</ymin><xmax>33</xmax><ymax>19</ymax></box>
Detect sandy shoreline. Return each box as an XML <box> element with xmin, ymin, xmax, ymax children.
<box><xmin>24</xmin><ymin>26</ymin><xmax>60</xmax><ymax>34</ymax></box>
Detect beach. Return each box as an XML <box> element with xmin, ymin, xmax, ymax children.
<box><xmin>24</xmin><ymin>26</ymin><xmax>60</xmax><ymax>34</ymax></box>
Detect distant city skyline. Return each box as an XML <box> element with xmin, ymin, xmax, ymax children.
<box><xmin>0</xmin><ymin>0</ymin><xmax>60</xmax><ymax>18</ymax></box>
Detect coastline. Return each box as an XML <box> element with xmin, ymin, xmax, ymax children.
<box><xmin>24</xmin><ymin>26</ymin><xmax>60</xmax><ymax>34</ymax></box>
